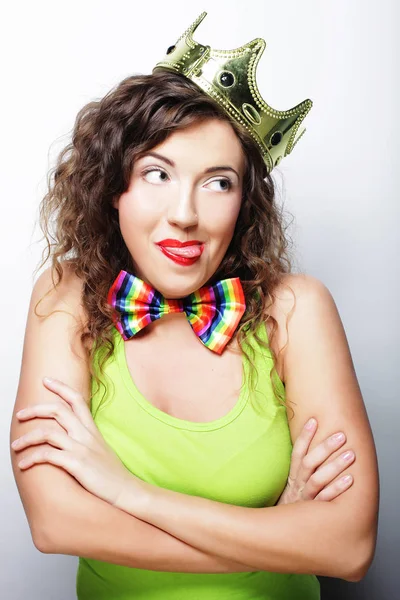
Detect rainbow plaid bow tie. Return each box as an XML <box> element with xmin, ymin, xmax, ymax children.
<box><xmin>107</xmin><ymin>270</ymin><xmax>246</xmax><ymax>355</ymax></box>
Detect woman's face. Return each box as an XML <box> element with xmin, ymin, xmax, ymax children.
<box><xmin>113</xmin><ymin>118</ymin><xmax>245</xmax><ymax>298</ymax></box>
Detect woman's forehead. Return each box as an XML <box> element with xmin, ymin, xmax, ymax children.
<box><xmin>142</xmin><ymin>119</ymin><xmax>245</xmax><ymax>175</ymax></box>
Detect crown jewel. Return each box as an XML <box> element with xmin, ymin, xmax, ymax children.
<box><xmin>153</xmin><ymin>11</ymin><xmax>313</xmax><ymax>173</ymax></box>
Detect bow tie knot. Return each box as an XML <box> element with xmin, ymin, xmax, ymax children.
<box><xmin>107</xmin><ymin>270</ymin><xmax>246</xmax><ymax>355</ymax></box>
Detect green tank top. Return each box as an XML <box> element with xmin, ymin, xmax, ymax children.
<box><xmin>76</xmin><ymin>320</ymin><xmax>320</xmax><ymax>599</ymax></box>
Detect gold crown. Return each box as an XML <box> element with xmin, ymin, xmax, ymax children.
<box><xmin>153</xmin><ymin>11</ymin><xmax>313</xmax><ymax>173</ymax></box>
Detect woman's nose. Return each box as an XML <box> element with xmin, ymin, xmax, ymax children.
<box><xmin>167</xmin><ymin>190</ymin><xmax>198</xmax><ymax>229</ymax></box>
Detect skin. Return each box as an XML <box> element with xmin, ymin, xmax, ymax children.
<box><xmin>10</xmin><ymin>117</ymin><xmax>379</xmax><ymax>579</ymax></box>
<box><xmin>112</xmin><ymin>117</ymin><xmax>245</xmax><ymax>299</ymax></box>
<box><xmin>109</xmin><ymin>117</ymin><xmax>252</xmax><ymax>424</ymax></box>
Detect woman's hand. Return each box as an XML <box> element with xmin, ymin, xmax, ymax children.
<box><xmin>277</xmin><ymin>417</ymin><xmax>355</xmax><ymax>505</ymax></box>
<box><xmin>11</xmin><ymin>377</ymin><xmax>143</xmax><ymax>507</ymax></box>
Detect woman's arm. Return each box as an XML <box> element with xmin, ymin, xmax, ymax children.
<box><xmin>39</xmin><ymin>476</ymin><xmax>255</xmax><ymax>573</ymax></box>
<box><xmin>10</xmin><ymin>265</ymin><xmax>253</xmax><ymax>574</ymax></box>
<box><xmin>112</xmin><ymin>275</ymin><xmax>379</xmax><ymax>581</ymax></box>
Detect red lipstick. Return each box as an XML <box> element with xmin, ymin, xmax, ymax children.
<box><xmin>156</xmin><ymin>239</ymin><xmax>204</xmax><ymax>266</ymax></box>
<box><xmin>157</xmin><ymin>239</ymin><xmax>203</xmax><ymax>247</ymax></box>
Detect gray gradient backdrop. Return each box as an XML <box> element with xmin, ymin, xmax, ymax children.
<box><xmin>1</xmin><ymin>1</ymin><xmax>398</xmax><ymax>598</ymax></box>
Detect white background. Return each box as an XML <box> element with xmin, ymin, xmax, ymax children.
<box><xmin>1</xmin><ymin>1</ymin><xmax>398</xmax><ymax>598</ymax></box>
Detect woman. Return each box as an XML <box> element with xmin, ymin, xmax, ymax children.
<box><xmin>10</xmin><ymin>15</ymin><xmax>378</xmax><ymax>600</ymax></box>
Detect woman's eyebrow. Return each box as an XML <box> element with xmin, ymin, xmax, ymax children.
<box><xmin>139</xmin><ymin>151</ymin><xmax>240</xmax><ymax>179</ymax></box>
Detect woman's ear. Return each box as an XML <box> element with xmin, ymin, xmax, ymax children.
<box><xmin>112</xmin><ymin>195</ymin><xmax>120</xmax><ymax>209</ymax></box>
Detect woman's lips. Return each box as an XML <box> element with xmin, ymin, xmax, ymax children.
<box><xmin>161</xmin><ymin>244</ymin><xmax>203</xmax><ymax>258</ymax></box>
<box><xmin>156</xmin><ymin>243</ymin><xmax>204</xmax><ymax>265</ymax></box>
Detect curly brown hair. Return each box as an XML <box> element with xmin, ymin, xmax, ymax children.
<box><xmin>34</xmin><ymin>69</ymin><xmax>296</xmax><ymax>417</ymax></box>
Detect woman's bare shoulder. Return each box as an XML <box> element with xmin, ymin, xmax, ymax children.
<box><xmin>268</xmin><ymin>272</ymin><xmax>324</xmax><ymax>315</ymax></box>
<box><xmin>34</xmin><ymin>260</ymin><xmax>88</xmax><ymax>328</ymax></box>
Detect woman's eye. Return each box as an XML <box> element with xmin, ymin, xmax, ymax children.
<box><xmin>142</xmin><ymin>168</ymin><xmax>169</xmax><ymax>183</ymax></box>
<box><xmin>207</xmin><ymin>178</ymin><xmax>232</xmax><ymax>192</ymax></box>
<box><xmin>141</xmin><ymin>168</ymin><xmax>232</xmax><ymax>192</ymax></box>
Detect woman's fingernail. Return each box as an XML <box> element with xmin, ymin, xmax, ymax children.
<box><xmin>16</xmin><ymin>410</ymin><xmax>26</xmax><ymax>417</ymax></box>
<box><xmin>43</xmin><ymin>377</ymin><xmax>53</xmax><ymax>384</ymax></box>
<box><xmin>305</xmin><ymin>418</ymin><xmax>316</xmax><ymax>430</ymax></box>
<box><xmin>341</xmin><ymin>475</ymin><xmax>353</xmax><ymax>484</ymax></box>
<box><xmin>341</xmin><ymin>451</ymin><xmax>354</xmax><ymax>461</ymax></box>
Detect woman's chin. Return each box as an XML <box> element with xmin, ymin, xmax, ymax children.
<box><xmin>153</xmin><ymin>275</ymin><xmax>208</xmax><ymax>299</ymax></box>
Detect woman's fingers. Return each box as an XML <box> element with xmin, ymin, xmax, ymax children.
<box><xmin>287</xmin><ymin>418</ymin><xmax>318</xmax><ymax>485</ymax></box>
<box><xmin>278</xmin><ymin>418</ymin><xmax>356</xmax><ymax>505</ymax></box>
<box><xmin>42</xmin><ymin>377</ymin><xmax>95</xmax><ymax>432</ymax></box>
<box><xmin>17</xmin><ymin>446</ymin><xmax>78</xmax><ymax>472</ymax></box>
<box><xmin>16</xmin><ymin>401</ymin><xmax>91</xmax><ymax>444</ymax></box>
<box><xmin>314</xmin><ymin>473</ymin><xmax>354</xmax><ymax>501</ymax></box>
<box><xmin>298</xmin><ymin>431</ymin><xmax>347</xmax><ymax>486</ymax></box>
<box><xmin>303</xmin><ymin>449</ymin><xmax>355</xmax><ymax>500</ymax></box>
<box><xmin>287</xmin><ymin>417</ymin><xmax>355</xmax><ymax>500</ymax></box>
<box><xmin>11</xmin><ymin>426</ymin><xmax>77</xmax><ymax>452</ymax></box>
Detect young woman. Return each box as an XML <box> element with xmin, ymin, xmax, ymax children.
<box><xmin>10</xmin><ymin>27</ymin><xmax>378</xmax><ymax>600</ymax></box>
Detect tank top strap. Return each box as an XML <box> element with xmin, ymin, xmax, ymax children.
<box><xmin>242</xmin><ymin>318</ymin><xmax>285</xmax><ymax>401</ymax></box>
